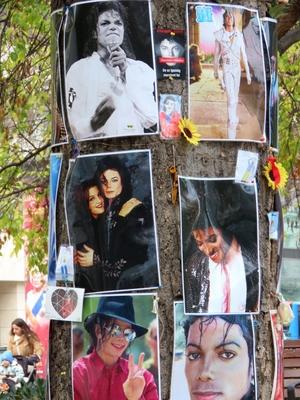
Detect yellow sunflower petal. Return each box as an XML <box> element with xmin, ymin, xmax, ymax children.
<box><xmin>263</xmin><ymin>161</ymin><xmax>288</xmax><ymax>190</ymax></box>
<box><xmin>178</xmin><ymin>117</ymin><xmax>201</xmax><ymax>146</ymax></box>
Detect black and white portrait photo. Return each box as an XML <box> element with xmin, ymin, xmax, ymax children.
<box><xmin>179</xmin><ymin>177</ymin><xmax>260</xmax><ymax>314</ymax></box>
<box><xmin>63</xmin><ymin>1</ymin><xmax>158</xmax><ymax>141</ymax></box>
<box><xmin>65</xmin><ymin>150</ymin><xmax>160</xmax><ymax>294</ymax></box>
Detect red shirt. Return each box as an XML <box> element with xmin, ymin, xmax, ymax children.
<box><xmin>73</xmin><ymin>350</ymin><xmax>158</xmax><ymax>400</ymax></box>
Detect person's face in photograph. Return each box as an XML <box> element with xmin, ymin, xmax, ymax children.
<box><xmin>164</xmin><ymin>99</ymin><xmax>175</xmax><ymax>116</ymax></box>
<box><xmin>88</xmin><ymin>186</ymin><xmax>105</xmax><ymax>218</ymax></box>
<box><xmin>12</xmin><ymin>324</ymin><xmax>23</xmax><ymax>337</ymax></box>
<box><xmin>185</xmin><ymin>317</ymin><xmax>251</xmax><ymax>400</ymax></box>
<box><xmin>224</xmin><ymin>13</ymin><xmax>234</xmax><ymax>30</ymax></box>
<box><xmin>99</xmin><ymin>169</ymin><xmax>123</xmax><ymax>200</ymax></box>
<box><xmin>96</xmin><ymin>319</ymin><xmax>131</xmax><ymax>365</ymax></box>
<box><xmin>30</xmin><ymin>270</ymin><xmax>45</xmax><ymax>289</ymax></box>
<box><xmin>96</xmin><ymin>10</ymin><xmax>124</xmax><ymax>49</ymax></box>
<box><xmin>192</xmin><ymin>227</ymin><xmax>226</xmax><ymax>264</ymax></box>
<box><xmin>159</xmin><ymin>39</ymin><xmax>183</xmax><ymax>66</ymax></box>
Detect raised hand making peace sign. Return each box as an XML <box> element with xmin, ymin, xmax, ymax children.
<box><xmin>123</xmin><ymin>353</ymin><xmax>146</xmax><ymax>400</ymax></box>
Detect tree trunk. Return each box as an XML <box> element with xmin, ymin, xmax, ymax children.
<box><xmin>49</xmin><ymin>1</ymin><xmax>278</xmax><ymax>399</ymax></box>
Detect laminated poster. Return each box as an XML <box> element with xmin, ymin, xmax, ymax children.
<box><xmin>261</xmin><ymin>18</ymin><xmax>278</xmax><ymax>150</ymax></box>
<box><xmin>171</xmin><ymin>302</ymin><xmax>257</xmax><ymax>400</ymax></box>
<box><xmin>51</xmin><ymin>9</ymin><xmax>68</xmax><ymax>145</ymax></box>
<box><xmin>65</xmin><ymin>150</ymin><xmax>160</xmax><ymax>294</ymax></box>
<box><xmin>71</xmin><ymin>293</ymin><xmax>161</xmax><ymax>399</ymax></box>
<box><xmin>179</xmin><ymin>177</ymin><xmax>260</xmax><ymax>314</ymax></box>
<box><xmin>270</xmin><ymin>310</ymin><xmax>284</xmax><ymax>400</ymax></box>
<box><xmin>62</xmin><ymin>0</ymin><xmax>158</xmax><ymax>141</ymax></box>
<box><xmin>159</xmin><ymin>94</ymin><xmax>182</xmax><ymax>140</ymax></box>
<box><xmin>155</xmin><ymin>29</ymin><xmax>186</xmax><ymax>80</ymax></box>
<box><xmin>187</xmin><ymin>3</ymin><xmax>266</xmax><ymax>142</ymax></box>
<box><xmin>48</xmin><ymin>153</ymin><xmax>63</xmax><ymax>285</ymax></box>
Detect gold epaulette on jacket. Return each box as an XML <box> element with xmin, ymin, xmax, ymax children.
<box><xmin>118</xmin><ymin>198</ymin><xmax>142</xmax><ymax>217</ymax></box>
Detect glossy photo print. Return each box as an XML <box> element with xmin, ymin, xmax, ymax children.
<box><xmin>261</xmin><ymin>18</ymin><xmax>278</xmax><ymax>150</ymax></box>
<box><xmin>270</xmin><ymin>310</ymin><xmax>284</xmax><ymax>400</ymax></box>
<box><xmin>51</xmin><ymin>9</ymin><xmax>68</xmax><ymax>146</ymax></box>
<box><xmin>171</xmin><ymin>302</ymin><xmax>257</xmax><ymax>400</ymax></box>
<box><xmin>187</xmin><ymin>3</ymin><xmax>266</xmax><ymax>141</ymax></box>
<box><xmin>63</xmin><ymin>0</ymin><xmax>158</xmax><ymax>141</ymax></box>
<box><xmin>179</xmin><ymin>177</ymin><xmax>260</xmax><ymax>314</ymax></box>
<box><xmin>65</xmin><ymin>150</ymin><xmax>160</xmax><ymax>293</ymax></box>
<box><xmin>159</xmin><ymin>94</ymin><xmax>182</xmax><ymax>140</ymax></box>
<box><xmin>48</xmin><ymin>153</ymin><xmax>63</xmax><ymax>285</ymax></box>
<box><xmin>71</xmin><ymin>293</ymin><xmax>161</xmax><ymax>400</ymax></box>
<box><xmin>278</xmin><ymin>193</ymin><xmax>300</xmax><ymax>302</ymax></box>
<box><xmin>155</xmin><ymin>29</ymin><xmax>186</xmax><ymax>80</ymax></box>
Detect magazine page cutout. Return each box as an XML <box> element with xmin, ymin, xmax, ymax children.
<box><xmin>186</xmin><ymin>2</ymin><xmax>266</xmax><ymax>142</ymax></box>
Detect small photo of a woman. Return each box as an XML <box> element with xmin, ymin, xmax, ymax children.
<box><xmin>65</xmin><ymin>150</ymin><xmax>160</xmax><ymax>293</ymax></box>
<box><xmin>159</xmin><ymin>94</ymin><xmax>182</xmax><ymax>140</ymax></box>
<box><xmin>171</xmin><ymin>302</ymin><xmax>257</xmax><ymax>400</ymax></box>
<box><xmin>72</xmin><ymin>294</ymin><xmax>160</xmax><ymax>400</ymax></box>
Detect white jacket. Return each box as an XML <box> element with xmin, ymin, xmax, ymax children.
<box><xmin>66</xmin><ymin>52</ymin><xmax>158</xmax><ymax>140</ymax></box>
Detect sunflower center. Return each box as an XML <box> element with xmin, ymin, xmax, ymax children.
<box><xmin>183</xmin><ymin>128</ymin><xmax>192</xmax><ymax>138</ymax></box>
<box><xmin>269</xmin><ymin>170</ymin><xmax>274</xmax><ymax>181</ymax></box>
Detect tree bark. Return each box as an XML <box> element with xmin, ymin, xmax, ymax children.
<box><xmin>49</xmin><ymin>1</ymin><xmax>278</xmax><ymax>399</ymax></box>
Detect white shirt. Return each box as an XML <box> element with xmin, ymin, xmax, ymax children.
<box><xmin>207</xmin><ymin>244</ymin><xmax>247</xmax><ymax>313</ymax></box>
<box><xmin>66</xmin><ymin>52</ymin><xmax>158</xmax><ymax>140</ymax></box>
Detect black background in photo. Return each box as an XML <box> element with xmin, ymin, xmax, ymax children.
<box><xmin>65</xmin><ymin>1</ymin><xmax>154</xmax><ymax>73</ymax></box>
<box><xmin>155</xmin><ymin>29</ymin><xmax>186</xmax><ymax>80</ymax></box>
<box><xmin>66</xmin><ymin>151</ymin><xmax>159</xmax><ymax>293</ymax></box>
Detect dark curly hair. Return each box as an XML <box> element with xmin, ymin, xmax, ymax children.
<box><xmin>94</xmin><ymin>156</ymin><xmax>133</xmax><ymax>207</ymax></box>
<box><xmin>183</xmin><ymin>315</ymin><xmax>255</xmax><ymax>400</ymax></box>
<box><xmin>82</xmin><ymin>1</ymin><xmax>135</xmax><ymax>59</ymax></box>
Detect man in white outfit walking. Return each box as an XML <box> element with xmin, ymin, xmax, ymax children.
<box><xmin>214</xmin><ymin>10</ymin><xmax>251</xmax><ymax>139</ymax></box>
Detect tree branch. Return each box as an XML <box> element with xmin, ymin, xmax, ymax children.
<box><xmin>277</xmin><ymin>0</ymin><xmax>300</xmax><ymax>39</ymax></box>
<box><xmin>0</xmin><ymin>141</ymin><xmax>51</xmax><ymax>174</ymax></box>
<box><xmin>279</xmin><ymin>27</ymin><xmax>300</xmax><ymax>54</ymax></box>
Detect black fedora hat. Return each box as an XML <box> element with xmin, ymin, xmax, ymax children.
<box><xmin>84</xmin><ymin>296</ymin><xmax>148</xmax><ymax>338</ymax></box>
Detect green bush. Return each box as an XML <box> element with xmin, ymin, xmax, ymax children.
<box><xmin>0</xmin><ymin>379</ymin><xmax>45</xmax><ymax>400</ymax></box>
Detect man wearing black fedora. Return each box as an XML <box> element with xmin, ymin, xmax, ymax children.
<box><xmin>73</xmin><ymin>295</ymin><xmax>158</xmax><ymax>400</ymax></box>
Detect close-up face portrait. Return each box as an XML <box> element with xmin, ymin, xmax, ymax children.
<box><xmin>100</xmin><ymin>169</ymin><xmax>123</xmax><ymax>199</ymax></box>
<box><xmin>159</xmin><ymin>39</ymin><xmax>183</xmax><ymax>66</ymax></box>
<box><xmin>164</xmin><ymin>98</ymin><xmax>175</xmax><ymax>115</ymax></box>
<box><xmin>95</xmin><ymin>318</ymin><xmax>132</xmax><ymax>360</ymax></box>
<box><xmin>96</xmin><ymin>10</ymin><xmax>124</xmax><ymax>49</ymax></box>
<box><xmin>192</xmin><ymin>227</ymin><xmax>226</xmax><ymax>264</ymax></box>
<box><xmin>185</xmin><ymin>317</ymin><xmax>251</xmax><ymax>400</ymax></box>
<box><xmin>88</xmin><ymin>186</ymin><xmax>105</xmax><ymax>218</ymax></box>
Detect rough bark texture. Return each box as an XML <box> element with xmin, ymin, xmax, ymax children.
<box><xmin>49</xmin><ymin>1</ymin><xmax>280</xmax><ymax>399</ymax></box>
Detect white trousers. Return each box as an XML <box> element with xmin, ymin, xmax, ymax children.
<box><xmin>223</xmin><ymin>65</ymin><xmax>241</xmax><ymax>139</ymax></box>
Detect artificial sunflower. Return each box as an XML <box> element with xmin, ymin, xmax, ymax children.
<box><xmin>178</xmin><ymin>118</ymin><xmax>201</xmax><ymax>145</ymax></box>
<box><xmin>263</xmin><ymin>156</ymin><xmax>288</xmax><ymax>190</ymax></box>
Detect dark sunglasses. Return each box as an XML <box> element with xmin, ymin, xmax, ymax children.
<box><xmin>108</xmin><ymin>324</ymin><xmax>136</xmax><ymax>343</ymax></box>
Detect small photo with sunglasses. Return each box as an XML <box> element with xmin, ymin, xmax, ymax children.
<box><xmin>71</xmin><ymin>293</ymin><xmax>161</xmax><ymax>400</ymax></box>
